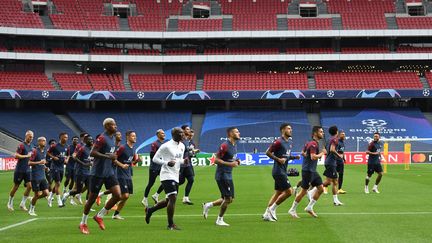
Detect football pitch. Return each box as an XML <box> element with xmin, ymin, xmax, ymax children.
<box><xmin>0</xmin><ymin>164</ymin><xmax>431</xmax><ymax>243</ymax></box>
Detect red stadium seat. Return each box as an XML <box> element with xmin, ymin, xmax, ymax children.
<box><xmin>0</xmin><ymin>72</ymin><xmax>54</xmax><ymax>90</ymax></box>
<box><xmin>129</xmin><ymin>74</ymin><xmax>196</xmax><ymax>91</ymax></box>
<box><xmin>315</xmin><ymin>72</ymin><xmax>423</xmax><ymax>90</ymax></box>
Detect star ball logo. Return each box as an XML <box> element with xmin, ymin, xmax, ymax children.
<box><xmin>232</xmin><ymin>91</ymin><xmax>239</xmax><ymax>99</ymax></box>
<box><xmin>137</xmin><ymin>92</ymin><xmax>145</xmax><ymax>99</ymax></box>
<box><xmin>327</xmin><ymin>90</ymin><xmax>335</xmax><ymax>98</ymax></box>
<box><xmin>41</xmin><ymin>91</ymin><xmax>49</xmax><ymax>98</ymax></box>
<box><xmin>423</xmin><ymin>89</ymin><xmax>430</xmax><ymax>97</ymax></box>
<box><xmin>362</xmin><ymin>119</ymin><xmax>387</xmax><ymax>128</ymax></box>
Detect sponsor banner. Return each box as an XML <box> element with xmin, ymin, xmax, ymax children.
<box><xmin>0</xmin><ymin>157</ymin><xmax>17</xmax><ymax>171</ymax></box>
<box><xmin>0</xmin><ymin>89</ymin><xmax>430</xmax><ymax>101</ymax></box>
<box><xmin>139</xmin><ymin>152</ymin><xmax>311</xmax><ymax>167</ymax></box>
<box><xmin>411</xmin><ymin>152</ymin><xmax>432</xmax><ymax>163</ymax></box>
<box><xmin>344</xmin><ymin>152</ymin><xmax>408</xmax><ymax>164</ymax></box>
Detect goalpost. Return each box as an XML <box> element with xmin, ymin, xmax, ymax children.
<box><xmin>356</xmin><ymin>137</ymin><xmax>432</xmax><ymax>173</ymax></box>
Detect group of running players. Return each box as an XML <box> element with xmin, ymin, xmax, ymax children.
<box><xmin>6</xmin><ymin>118</ymin><xmax>385</xmax><ymax>234</ymax></box>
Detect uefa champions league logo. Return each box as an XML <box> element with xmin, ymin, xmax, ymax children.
<box><xmin>41</xmin><ymin>91</ymin><xmax>49</xmax><ymax>98</ymax></box>
<box><xmin>362</xmin><ymin>119</ymin><xmax>387</xmax><ymax>127</ymax></box>
<box><xmin>232</xmin><ymin>91</ymin><xmax>239</xmax><ymax>99</ymax></box>
<box><xmin>423</xmin><ymin>89</ymin><xmax>430</xmax><ymax>97</ymax></box>
<box><xmin>137</xmin><ymin>91</ymin><xmax>145</xmax><ymax>99</ymax></box>
<box><xmin>327</xmin><ymin>90</ymin><xmax>335</xmax><ymax>98</ymax></box>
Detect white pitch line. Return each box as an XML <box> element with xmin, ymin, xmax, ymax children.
<box><xmin>0</xmin><ymin>218</ymin><xmax>38</xmax><ymax>232</ymax></box>
<box><xmin>37</xmin><ymin>211</ymin><xmax>432</xmax><ymax>220</ymax></box>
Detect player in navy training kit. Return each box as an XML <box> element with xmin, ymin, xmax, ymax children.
<box><xmin>45</xmin><ymin>139</ymin><xmax>56</xmax><ymax>204</ymax></box>
<box><xmin>263</xmin><ymin>123</ymin><xmax>300</xmax><ymax>222</ymax></box>
<box><xmin>336</xmin><ymin>130</ymin><xmax>346</xmax><ymax>194</ymax></box>
<box><xmin>289</xmin><ymin>126</ymin><xmax>327</xmax><ymax>218</ymax></box>
<box><xmin>322</xmin><ymin>126</ymin><xmax>344</xmax><ymax>206</ymax></box>
<box><xmin>7</xmin><ymin>130</ymin><xmax>34</xmax><ymax>212</ymax></box>
<box><xmin>365</xmin><ymin>132</ymin><xmax>384</xmax><ymax>194</ymax></box>
<box><xmin>202</xmin><ymin>127</ymin><xmax>241</xmax><ymax>227</ymax></box>
<box><xmin>179</xmin><ymin>125</ymin><xmax>200</xmax><ymax>205</ymax></box>
<box><xmin>47</xmin><ymin>132</ymin><xmax>69</xmax><ymax>207</ymax></box>
<box><xmin>64</xmin><ymin>136</ymin><xmax>79</xmax><ymax>196</ymax></box>
<box><xmin>28</xmin><ymin>137</ymin><xmax>49</xmax><ymax>216</ymax></box>
<box><xmin>62</xmin><ymin>135</ymin><xmax>93</xmax><ymax>206</ymax></box>
<box><xmin>112</xmin><ymin>130</ymin><xmax>140</xmax><ymax>220</ymax></box>
<box><xmin>142</xmin><ymin>129</ymin><xmax>165</xmax><ymax>207</ymax></box>
<box><xmin>72</xmin><ymin>132</ymin><xmax>88</xmax><ymax>204</ymax></box>
<box><xmin>79</xmin><ymin>118</ymin><xmax>121</xmax><ymax>235</ymax></box>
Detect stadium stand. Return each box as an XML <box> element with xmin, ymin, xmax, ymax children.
<box><xmin>199</xmin><ymin>110</ymin><xmax>311</xmax><ymax>153</ymax></box>
<box><xmin>67</xmin><ymin>110</ymin><xmax>192</xmax><ymax>153</ymax></box>
<box><xmin>396</xmin><ymin>17</ymin><xmax>432</xmax><ymax>29</ymax></box>
<box><xmin>424</xmin><ymin>72</ymin><xmax>432</xmax><ymax>87</ymax></box>
<box><xmin>203</xmin><ymin>73</ymin><xmax>308</xmax><ymax>91</ymax></box>
<box><xmin>0</xmin><ymin>0</ymin><xmax>44</xmax><ymax>28</ymax></box>
<box><xmin>0</xmin><ymin>72</ymin><xmax>54</xmax><ymax>90</ymax></box>
<box><xmin>50</xmin><ymin>0</ymin><xmax>119</xmax><ymax>30</ymax></box>
<box><xmin>341</xmin><ymin>47</ymin><xmax>390</xmax><ymax>53</ymax></box>
<box><xmin>177</xmin><ymin>19</ymin><xmax>223</xmax><ymax>31</ymax></box>
<box><xmin>315</xmin><ymin>72</ymin><xmax>422</xmax><ymax>90</ymax></box>
<box><xmin>165</xmin><ymin>49</ymin><xmax>197</xmax><ymax>55</ymax></box>
<box><xmin>128</xmin><ymin>49</ymin><xmax>161</xmax><ymax>55</ymax></box>
<box><xmin>129</xmin><ymin>0</ymin><xmax>183</xmax><ymax>31</ymax></box>
<box><xmin>50</xmin><ymin>47</ymin><xmax>83</xmax><ymax>54</ymax></box>
<box><xmin>205</xmin><ymin>48</ymin><xmax>280</xmax><ymax>55</ymax></box>
<box><xmin>285</xmin><ymin>48</ymin><xmax>333</xmax><ymax>54</ymax></box>
<box><xmin>90</xmin><ymin>48</ymin><xmax>123</xmax><ymax>55</ymax></box>
<box><xmin>53</xmin><ymin>73</ymin><xmax>93</xmax><ymax>91</ymax></box>
<box><xmin>13</xmin><ymin>46</ymin><xmax>46</xmax><ymax>53</ymax></box>
<box><xmin>53</xmin><ymin>73</ymin><xmax>125</xmax><ymax>91</ymax></box>
<box><xmin>0</xmin><ymin>110</ymin><xmax>75</xmax><ymax>141</ymax></box>
<box><xmin>129</xmin><ymin>73</ymin><xmax>196</xmax><ymax>91</ymax></box>
<box><xmin>287</xmin><ymin>18</ymin><xmax>333</xmax><ymax>30</ymax></box>
<box><xmin>320</xmin><ymin>108</ymin><xmax>432</xmax><ymax>151</ymax></box>
<box><xmin>397</xmin><ymin>46</ymin><xmax>432</xmax><ymax>53</ymax></box>
<box><xmin>327</xmin><ymin>0</ymin><xmax>394</xmax><ymax>29</ymax></box>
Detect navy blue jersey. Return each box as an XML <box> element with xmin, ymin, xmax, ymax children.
<box><xmin>149</xmin><ymin>140</ymin><xmax>164</xmax><ymax>171</ymax></box>
<box><xmin>30</xmin><ymin>147</ymin><xmax>47</xmax><ymax>181</ymax></box>
<box><xmin>90</xmin><ymin>132</ymin><xmax>116</xmax><ymax>178</ymax></box>
<box><xmin>336</xmin><ymin>139</ymin><xmax>345</xmax><ymax>163</ymax></box>
<box><xmin>76</xmin><ymin>145</ymin><xmax>92</xmax><ymax>176</ymax></box>
<box><xmin>182</xmin><ymin>139</ymin><xmax>197</xmax><ymax>168</ymax></box>
<box><xmin>302</xmin><ymin>140</ymin><xmax>320</xmax><ymax>172</ymax></box>
<box><xmin>48</xmin><ymin>143</ymin><xmax>68</xmax><ymax>171</ymax></box>
<box><xmin>116</xmin><ymin>144</ymin><xmax>136</xmax><ymax>179</ymax></box>
<box><xmin>15</xmin><ymin>142</ymin><xmax>32</xmax><ymax>173</ymax></box>
<box><xmin>66</xmin><ymin>144</ymin><xmax>76</xmax><ymax>170</ymax></box>
<box><xmin>324</xmin><ymin>136</ymin><xmax>339</xmax><ymax>166</ymax></box>
<box><xmin>73</xmin><ymin>142</ymin><xmax>84</xmax><ymax>172</ymax></box>
<box><xmin>367</xmin><ymin>141</ymin><xmax>382</xmax><ymax>165</ymax></box>
<box><xmin>215</xmin><ymin>141</ymin><xmax>237</xmax><ymax>180</ymax></box>
<box><xmin>268</xmin><ymin>137</ymin><xmax>294</xmax><ymax>176</ymax></box>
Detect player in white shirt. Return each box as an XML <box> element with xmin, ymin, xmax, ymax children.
<box><xmin>145</xmin><ymin>127</ymin><xmax>186</xmax><ymax>230</ymax></box>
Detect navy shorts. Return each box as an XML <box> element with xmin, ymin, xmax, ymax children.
<box><xmin>273</xmin><ymin>174</ymin><xmax>291</xmax><ymax>191</ymax></box>
<box><xmin>45</xmin><ymin>170</ymin><xmax>53</xmax><ymax>184</ymax></box>
<box><xmin>180</xmin><ymin>166</ymin><xmax>195</xmax><ymax>178</ymax></box>
<box><xmin>301</xmin><ymin>171</ymin><xmax>323</xmax><ymax>189</ymax></box>
<box><xmin>216</xmin><ymin>179</ymin><xmax>235</xmax><ymax>199</ymax></box>
<box><xmin>65</xmin><ymin>167</ymin><xmax>75</xmax><ymax>179</ymax></box>
<box><xmin>367</xmin><ymin>163</ymin><xmax>383</xmax><ymax>175</ymax></box>
<box><xmin>161</xmin><ymin>180</ymin><xmax>178</xmax><ymax>196</ymax></box>
<box><xmin>336</xmin><ymin>161</ymin><xmax>345</xmax><ymax>174</ymax></box>
<box><xmin>89</xmin><ymin>175</ymin><xmax>119</xmax><ymax>194</ymax></box>
<box><xmin>51</xmin><ymin>169</ymin><xmax>64</xmax><ymax>183</ymax></box>
<box><xmin>31</xmin><ymin>179</ymin><xmax>48</xmax><ymax>192</ymax></box>
<box><xmin>75</xmin><ymin>173</ymin><xmax>90</xmax><ymax>190</ymax></box>
<box><xmin>118</xmin><ymin>178</ymin><xmax>133</xmax><ymax>194</ymax></box>
<box><xmin>323</xmin><ymin>165</ymin><xmax>338</xmax><ymax>179</ymax></box>
<box><xmin>13</xmin><ymin>171</ymin><xmax>31</xmax><ymax>185</ymax></box>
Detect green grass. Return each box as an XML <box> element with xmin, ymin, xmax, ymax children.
<box><xmin>0</xmin><ymin>164</ymin><xmax>431</xmax><ymax>243</ymax></box>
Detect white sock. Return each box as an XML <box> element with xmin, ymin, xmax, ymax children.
<box><xmin>309</xmin><ymin>187</ymin><xmax>318</xmax><ymax>195</ymax></box>
<box><xmin>373</xmin><ymin>185</ymin><xmax>378</xmax><ymax>189</ymax></box>
<box><xmin>290</xmin><ymin>201</ymin><xmax>299</xmax><ymax>211</ymax></box>
<box><xmin>57</xmin><ymin>195</ymin><xmax>62</xmax><ymax>203</ymax></box>
<box><xmin>205</xmin><ymin>202</ymin><xmax>214</xmax><ymax>208</ymax></box>
<box><xmin>333</xmin><ymin>195</ymin><xmax>339</xmax><ymax>202</ymax></box>
<box><xmin>264</xmin><ymin>207</ymin><xmax>269</xmax><ymax>214</ymax></box>
<box><xmin>307</xmin><ymin>199</ymin><xmax>317</xmax><ymax>209</ymax></box>
<box><xmin>217</xmin><ymin>216</ymin><xmax>223</xmax><ymax>221</ymax></box>
<box><xmin>29</xmin><ymin>204</ymin><xmax>35</xmax><ymax>211</ymax></box>
<box><xmin>77</xmin><ymin>194</ymin><xmax>82</xmax><ymax>199</ymax></box>
<box><xmin>21</xmin><ymin>196</ymin><xmax>28</xmax><ymax>205</ymax></box>
<box><xmin>153</xmin><ymin>193</ymin><xmax>159</xmax><ymax>197</ymax></box>
<box><xmin>81</xmin><ymin>214</ymin><xmax>89</xmax><ymax>225</ymax></box>
<box><xmin>48</xmin><ymin>192</ymin><xmax>53</xmax><ymax>200</ymax></box>
<box><xmin>8</xmin><ymin>196</ymin><xmax>13</xmax><ymax>205</ymax></box>
<box><xmin>98</xmin><ymin>192</ymin><xmax>104</xmax><ymax>197</ymax></box>
<box><xmin>97</xmin><ymin>207</ymin><xmax>108</xmax><ymax>218</ymax></box>
<box><xmin>270</xmin><ymin>203</ymin><xmax>277</xmax><ymax>211</ymax></box>
<box><xmin>64</xmin><ymin>192</ymin><xmax>70</xmax><ymax>199</ymax></box>
<box><xmin>365</xmin><ymin>185</ymin><xmax>369</xmax><ymax>189</ymax></box>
